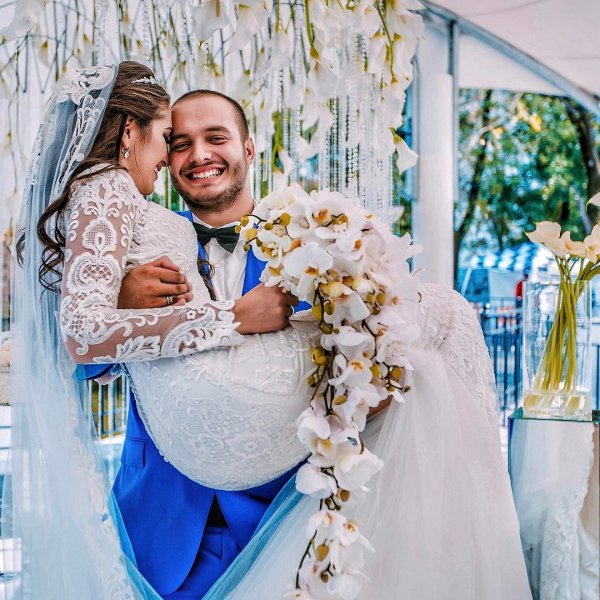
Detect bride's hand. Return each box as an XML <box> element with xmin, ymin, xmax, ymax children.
<box><xmin>233</xmin><ymin>284</ymin><xmax>298</xmax><ymax>334</ymax></box>
<box><xmin>118</xmin><ymin>256</ymin><xmax>193</xmax><ymax>309</ymax></box>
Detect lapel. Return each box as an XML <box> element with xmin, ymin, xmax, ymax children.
<box><xmin>243</xmin><ymin>247</ymin><xmax>267</xmax><ymax>294</ymax></box>
<box><xmin>178</xmin><ymin>209</ymin><xmax>265</xmax><ymax>294</ymax></box>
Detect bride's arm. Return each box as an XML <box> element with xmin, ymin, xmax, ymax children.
<box><xmin>59</xmin><ymin>169</ymin><xmax>242</xmax><ymax>364</ymax></box>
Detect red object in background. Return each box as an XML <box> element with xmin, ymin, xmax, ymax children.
<box><xmin>515</xmin><ymin>274</ymin><xmax>528</xmax><ymax>303</ymax></box>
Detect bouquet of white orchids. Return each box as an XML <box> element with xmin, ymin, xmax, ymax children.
<box><xmin>239</xmin><ymin>184</ymin><xmax>420</xmax><ymax>599</ymax></box>
<box><xmin>526</xmin><ymin>199</ymin><xmax>600</xmax><ymax>396</ymax></box>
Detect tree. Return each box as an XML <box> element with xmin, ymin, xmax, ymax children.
<box><xmin>456</xmin><ymin>89</ymin><xmax>600</xmax><ymax>284</ymax></box>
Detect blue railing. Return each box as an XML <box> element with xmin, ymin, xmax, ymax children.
<box><xmin>479</xmin><ymin>307</ymin><xmax>600</xmax><ymax>422</ymax></box>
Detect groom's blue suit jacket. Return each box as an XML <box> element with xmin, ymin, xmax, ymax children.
<box><xmin>79</xmin><ymin>209</ymin><xmax>308</xmax><ymax>596</ymax></box>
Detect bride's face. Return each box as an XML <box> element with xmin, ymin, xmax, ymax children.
<box><xmin>121</xmin><ymin>108</ymin><xmax>172</xmax><ymax>195</ymax></box>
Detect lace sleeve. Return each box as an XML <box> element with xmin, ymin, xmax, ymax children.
<box><xmin>59</xmin><ymin>169</ymin><xmax>242</xmax><ymax>364</ymax></box>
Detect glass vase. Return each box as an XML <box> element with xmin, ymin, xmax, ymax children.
<box><xmin>522</xmin><ymin>280</ymin><xmax>593</xmax><ymax>420</ymax></box>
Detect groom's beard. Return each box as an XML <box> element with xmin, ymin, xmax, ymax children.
<box><xmin>172</xmin><ymin>158</ymin><xmax>248</xmax><ymax>214</ymax></box>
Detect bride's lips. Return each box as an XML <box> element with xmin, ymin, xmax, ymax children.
<box><xmin>184</xmin><ymin>166</ymin><xmax>226</xmax><ymax>185</ymax></box>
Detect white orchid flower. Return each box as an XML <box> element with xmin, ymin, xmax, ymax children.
<box><xmin>297</xmin><ymin>403</ymin><xmax>330</xmax><ymax>445</ymax></box>
<box><xmin>253</xmin><ymin>229</ymin><xmax>292</xmax><ymax>267</ymax></box>
<box><xmin>306</xmin><ymin>509</ymin><xmax>348</xmax><ymax>542</ymax></box>
<box><xmin>320</xmin><ymin>326</ymin><xmax>372</xmax><ymax>354</ymax></box>
<box><xmin>330</xmin><ymin>354</ymin><xmax>373</xmax><ymax>388</ymax></box>
<box><xmin>192</xmin><ymin>0</ymin><xmax>233</xmax><ymax>41</ymax></box>
<box><xmin>283</xmin><ymin>243</ymin><xmax>333</xmax><ymax>280</ymax></box>
<box><xmin>340</xmin><ymin>291</ymin><xmax>372</xmax><ymax>323</ymax></box>
<box><xmin>229</xmin><ymin>0</ymin><xmax>273</xmax><ymax>52</ymax></box>
<box><xmin>334</xmin><ymin>447</ymin><xmax>383</xmax><ymax>491</ymax></box>
<box><xmin>296</xmin><ymin>464</ymin><xmax>337</xmax><ymax>499</ymax></box>
<box><xmin>295</xmin><ymin>556</ymin><xmax>322</xmax><ymax>590</ymax></box>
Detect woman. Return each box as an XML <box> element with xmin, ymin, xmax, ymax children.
<box><xmin>11</xmin><ymin>61</ymin><xmax>531</xmax><ymax>599</ymax></box>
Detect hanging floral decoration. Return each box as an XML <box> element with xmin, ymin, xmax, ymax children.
<box><xmin>240</xmin><ymin>184</ymin><xmax>421</xmax><ymax>597</ymax></box>
<box><xmin>1</xmin><ymin>0</ymin><xmax>423</xmax><ymax>226</ymax></box>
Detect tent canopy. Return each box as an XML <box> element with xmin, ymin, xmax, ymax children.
<box><xmin>425</xmin><ymin>0</ymin><xmax>600</xmax><ymax>114</ymax></box>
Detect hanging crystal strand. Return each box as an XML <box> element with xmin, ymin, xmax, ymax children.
<box><xmin>141</xmin><ymin>0</ymin><xmax>154</xmax><ymax>65</ymax></box>
<box><xmin>330</xmin><ymin>97</ymin><xmax>338</xmax><ymax>192</ymax></box>
<box><xmin>94</xmin><ymin>0</ymin><xmax>109</xmax><ymax>66</ymax></box>
<box><xmin>289</xmin><ymin>6</ymin><xmax>303</xmax><ymax>184</ymax></box>
<box><xmin>264</xmin><ymin>77</ymin><xmax>274</xmax><ymax>193</ymax></box>
<box><xmin>346</xmin><ymin>35</ymin><xmax>360</xmax><ymax>200</ymax></box>
<box><xmin>280</xmin><ymin>68</ymin><xmax>290</xmax><ymax>186</ymax></box>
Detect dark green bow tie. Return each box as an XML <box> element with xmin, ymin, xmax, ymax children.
<box><xmin>192</xmin><ymin>222</ymin><xmax>240</xmax><ymax>253</ymax></box>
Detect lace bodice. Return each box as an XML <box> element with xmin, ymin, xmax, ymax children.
<box><xmin>59</xmin><ymin>168</ymin><xmax>242</xmax><ymax>363</ymax></box>
<box><xmin>129</xmin><ymin>279</ymin><xmax>499</xmax><ymax>491</ymax></box>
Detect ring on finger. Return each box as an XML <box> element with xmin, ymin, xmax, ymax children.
<box><xmin>165</xmin><ymin>295</ymin><xmax>174</xmax><ymax>307</ymax></box>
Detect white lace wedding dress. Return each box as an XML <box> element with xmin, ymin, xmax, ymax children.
<box><xmin>59</xmin><ymin>168</ymin><xmax>531</xmax><ymax>598</ymax></box>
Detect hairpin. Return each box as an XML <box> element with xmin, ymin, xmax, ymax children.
<box><xmin>132</xmin><ymin>76</ymin><xmax>159</xmax><ymax>85</ymax></box>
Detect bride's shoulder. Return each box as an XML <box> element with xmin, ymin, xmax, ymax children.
<box><xmin>418</xmin><ymin>282</ymin><xmax>477</xmax><ymax>325</ymax></box>
<box><xmin>69</xmin><ymin>165</ymin><xmax>145</xmax><ymax>210</ymax></box>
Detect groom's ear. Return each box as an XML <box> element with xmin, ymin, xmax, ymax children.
<box><xmin>245</xmin><ymin>136</ymin><xmax>255</xmax><ymax>164</ymax></box>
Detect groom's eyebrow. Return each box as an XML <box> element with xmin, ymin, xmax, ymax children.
<box><xmin>168</xmin><ymin>133</ymin><xmax>189</xmax><ymax>143</ymax></box>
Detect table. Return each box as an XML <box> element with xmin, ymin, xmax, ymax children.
<box><xmin>508</xmin><ymin>408</ymin><xmax>599</xmax><ymax>600</ymax></box>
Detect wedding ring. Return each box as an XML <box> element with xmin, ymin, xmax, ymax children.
<box><xmin>165</xmin><ymin>295</ymin><xmax>174</xmax><ymax>307</ymax></box>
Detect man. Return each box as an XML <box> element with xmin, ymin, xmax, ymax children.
<box><xmin>82</xmin><ymin>90</ymin><xmax>306</xmax><ymax>599</ymax></box>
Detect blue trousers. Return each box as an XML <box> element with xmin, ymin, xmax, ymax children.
<box><xmin>162</xmin><ymin>526</ymin><xmax>241</xmax><ymax>599</ymax></box>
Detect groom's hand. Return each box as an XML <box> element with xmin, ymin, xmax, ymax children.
<box><xmin>118</xmin><ymin>256</ymin><xmax>193</xmax><ymax>309</ymax></box>
<box><xmin>233</xmin><ymin>284</ymin><xmax>298</xmax><ymax>334</ymax></box>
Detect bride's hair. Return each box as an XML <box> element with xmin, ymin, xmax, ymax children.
<box><xmin>34</xmin><ymin>61</ymin><xmax>170</xmax><ymax>291</ymax></box>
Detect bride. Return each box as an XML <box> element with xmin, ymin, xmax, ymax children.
<box><xmin>11</xmin><ymin>61</ymin><xmax>532</xmax><ymax>599</ymax></box>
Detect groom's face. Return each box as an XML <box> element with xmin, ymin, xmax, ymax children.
<box><xmin>169</xmin><ymin>95</ymin><xmax>254</xmax><ymax>213</ymax></box>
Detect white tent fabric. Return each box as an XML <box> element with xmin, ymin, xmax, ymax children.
<box><xmin>426</xmin><ymin>0</ymin><xmax>600</xmax><ymax>109</ymax></box>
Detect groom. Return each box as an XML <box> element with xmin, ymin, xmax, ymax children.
<box><xmin>82</xmin><ymin>90</ymin><xmax>307</xmax><ymax>599</ymax></box>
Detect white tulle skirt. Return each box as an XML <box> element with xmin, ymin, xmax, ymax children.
<box><xmin>204</xmin><ymin>348</ymin><xmax>533</xmax><ymax>600</ymax></box>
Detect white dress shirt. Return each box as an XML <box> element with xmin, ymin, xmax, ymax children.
<box><xmin>192</xmin><ymin>214</ymin><xmax>247</xmax><ymax>300</ymax></box>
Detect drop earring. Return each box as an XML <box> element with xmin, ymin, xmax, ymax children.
<box><xmin>121</xmin><ymin>147</ymin><xmax>130</xmax><ymax>159</ymax></box>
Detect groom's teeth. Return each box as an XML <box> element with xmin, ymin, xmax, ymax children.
<box><xmin>191</xmin><ymin>169</ymin><xmax>222</xmax><ymax>180</ymax></box>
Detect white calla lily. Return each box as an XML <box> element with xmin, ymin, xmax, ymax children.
<box><xmin>229</xmin><ymin>0</ymin><xmax>273</xmax><ymax>52</ymax></box>
<box><xmin>526</xmin><ymin>221</ymin><xmax>567</xmax><ymax>258</ymax></box>
<box><xmin>192</xmin><ymin>0</ymin><xmax>233</xmax><ymax>41</ymax></box>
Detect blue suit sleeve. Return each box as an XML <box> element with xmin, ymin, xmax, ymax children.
<box><xmin>74</xmin><ymin>364</ymin><xmax>115</xmax><ymax>381</ymax></box>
